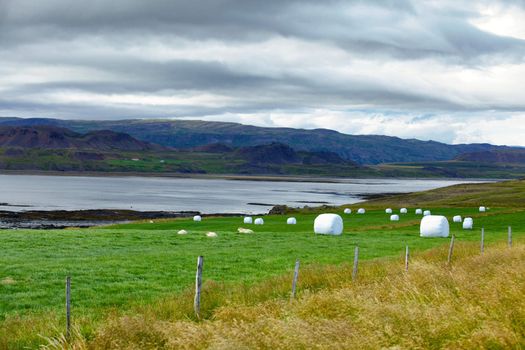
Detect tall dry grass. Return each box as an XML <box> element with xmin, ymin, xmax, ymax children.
<box><xmin>37</xmin><ymin>241</ymin><xmax>525</xmax><ymax>350</ymax></box>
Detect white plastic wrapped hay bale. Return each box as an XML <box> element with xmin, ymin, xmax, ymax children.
<box><xmin>453</xmin><ymin>215</ymin><xmax>462</xmax><ymax>223</ymax></box>
<box><xmin>193</xmin><ymin>215</ymin><xmax>202</xmax><ymax>222</ymax></box>
<box><xmin>357</xmin><ymin>208</ymin><xmax>366</xmax><ymax>214</ymax></box>
<box><xmin>463</xmin><ymin>217</ymin><xmax>473</xmax><ymax>230</ymax></box>
<box><xmin>423</xmin><ymin>210</ymin><xmax>431</xmax><ymax>216</ymax></box>
<box><xmin>287</xmin><ymin>217</ymin><xmax>297</xmax><ymax>225</ymax></box>
<box><xmin>420</xmin><ymin>215</ymin><xmax>449</xmax><ymax>238</ymax></box>
<box><xmin>344</xmin><ymin>208</ymin><xmax>352</xmax><ymax>214</ymax></box>
<box><xmin>254</xmin><ymin>218</ymin><xmax>264</xmax><ymax>225</ymax></box>
<box><xmin>415</xmin><ymin>209</ymin><xmax>423</xmax><ymax>215</ymax></box>
<box><xmin>314</xmin><ymin>214</ymin><xmax>343</xmax><ymax>235</ymax></box>
<box><xmin>479</xmin><ymin>206</ymin><xmax>486</xmax><ymax>212</ymax></box>
<box><xmin>390</xmin><ymin>214</ymin><xmax>399</xmax><ymax>221</ymax></box>
<box><xmin>400</xmin><ymin>208</ymin><xmax>408</xmax><ymax>214</ymax></box>
<box><xmin>385</xmin><ymin>208</ymin><xmax>393</xmax><ymax>214</ymax></box>
<box><xmin>243</xmin><ymin>217</ymin><xmax>253</xmax><ymax>224</ymax></box>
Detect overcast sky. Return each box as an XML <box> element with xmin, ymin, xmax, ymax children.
<box><xmin>1</xmin><ymin>0</ymin><xmax>525</xmax><ymax>145</ymax></box>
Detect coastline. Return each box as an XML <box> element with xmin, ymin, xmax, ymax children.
<box><xmin>0</xmin><ymin>170</ymin><xmax>502</xmax><ymax>184</ymax></box>
<box><xmin>0</xmin><ymin>209</ymin><xmax>253</xmax><ymax>229</ymax></box>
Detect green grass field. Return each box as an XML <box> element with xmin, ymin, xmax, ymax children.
<box><xmin>1</xmin><ymin>180</ymin><xmax>525</xmax><ymax>348</ymax></box>
<box><xmin>1</xmin><ymin>207</ymin><xmax>523</xmax><ymax>317</ymax></box>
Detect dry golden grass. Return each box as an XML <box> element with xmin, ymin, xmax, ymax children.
<box><xmin>38</xmin><ymin>242</ymin><xmax>525</xmax><ymax>350</ymax></box>
<box><xmin>360</xmin><ymin>179</ymin><xmax>525</xmax><ymax>209</ymax></box>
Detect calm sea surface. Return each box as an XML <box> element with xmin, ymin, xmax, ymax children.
<box><xmin>0</xmin><ymin>175</ymin><xmax>488</xmax><ymax>214</ymax></box>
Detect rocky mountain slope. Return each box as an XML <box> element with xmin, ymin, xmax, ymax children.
<box><xmin>0</xmin><ymin>118</ymin><xmax>514</xmax><ymax>164</ymax></box>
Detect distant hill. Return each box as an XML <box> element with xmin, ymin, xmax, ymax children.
<box><xmin>456</xmin><ymin>150</ymin><xmax>525</xmax><ymax>164</ymax></box>
<box><xmin>235</xmin><ymin>142</ymin><xmax>351</xmax><ymax>166</ymax></box>
<box><xmin>192</xmin><ymin>143</ymin><xmax>234</xmax><ymax>153</ymax></box>
<box><xmin>0</xmin><ymin>126</ymin><xmax>162</xmax><ymax>151</ymax></box>
<box><xmin>0</xmin><ymin>118</ymin><xmax>515</xmax><ymax>164</ymax></box>
<box><xmin>0</xmin><ymin>126</ymin><xmax>361</xmax><ymax>175</ymax></box>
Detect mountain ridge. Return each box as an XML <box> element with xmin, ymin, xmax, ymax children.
<box><xmin>0</xmin><ymin>126</ymin><xmax>162</xmax><ymax>151</ymax></box>
<box><xmin>0</xmin><ymin>117</ymin><xmax>516</xmax><ymax>165</ymax></box>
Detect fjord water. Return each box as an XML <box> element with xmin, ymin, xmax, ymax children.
<box><xmin>0</xmin><ymin>175</ymin><xmax>484</xmax><ymax>214</ymax></box>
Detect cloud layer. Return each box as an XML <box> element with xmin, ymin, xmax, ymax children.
<box><xmin>1</xmin><ymin>0</ymin><xmax>524</xmax><ymax>145</ymax></box>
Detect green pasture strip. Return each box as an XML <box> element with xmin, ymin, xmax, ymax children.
<box><xmin>1</xmin><ymin>208</ymin><xmax>523</xmax><ymax>318</ymax></box>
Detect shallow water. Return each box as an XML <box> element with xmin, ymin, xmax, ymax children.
<box><xmin>0</xmin><ymin>174</ymin><xmax>487</xmax><ymax>214</ymax></box>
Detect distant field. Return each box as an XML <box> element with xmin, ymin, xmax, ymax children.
<box><xmin>376</xmin><ymin>160</ymin><xmax>525</xmax><ymax>178</ymax></box>
<box><xmin>3</xmin><ymin>147</ymin><xmax>525</xmax><ymax>178</ymax></box>
<box><xmin>1</xmin><ymin>180</ymin><xmax>525</xmax><ymax>348</ymax></box>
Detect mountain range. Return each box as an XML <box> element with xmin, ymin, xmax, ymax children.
<box><xmin>0</xmin><ymin>117</ymin><xmax>514</xmax><ymax>165</ymax></box>
<box><xmin>0</xmin><ymin>126</ymin><xmax>160</xmax><ymax>151</ymax></box>
<box><xmin>0</xmin><ymin>117</ymin><xmax>524</xmax><ymax>178</ymax></box>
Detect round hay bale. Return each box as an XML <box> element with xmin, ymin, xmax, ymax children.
<box><xmin>254</xmin><ymin>218</ymin><xmax>264</xmax><ymax>225</ymax></box>
<box><xmin>287</xmin><ymin>217</ymin><xmax>297</xmax><ymax>225</ymax></box>
<box><xmin>463</xmin><ymin>217</ymin><xmax>473</xmax><ymax>230</ymax></box>
<box><xmin>193</xmin><ymin>215</ymin><xmax>202</xmax><ymax>222</ymax></box>
<box><xmin>390</xmin><ymin>214</ymin><xmax>400</xmax><ymax>221</ymax></box>
<box><xmin>357</xmin><ymin>208</ymin><xmax>366</xmax><ymax>214</ymax></box>
<box><xmin>415</xmin><ymin>209</ymin><xmax>423</xmax><ymax>215</ymax></box>
<box><xmin>453</xmin><ymin>215</ymin><xmax>462</xmax><ymax>223</ymax></box>
<box><xmin>243</xmin><ymin>217</ymin><xmax>253</xmax><ymax>224</ymax></box>
<box><xmin>314</xmin><ymin>214</ymin><xmax>343</xmax><ymax>235</ymax></box>
<box><xmin>400</xmin><ymin>208</ymin><xmax>408</xmax><ymax>214</ymax></box>
<box><xmin>420</xmin><ymin>215</ymin><xmax>449</xmax><ymax>238</ymax></box>
<box><xmin>385</xmin><ymin>208</ymin><xmax>393</xmax><ymax>214</ymax></box>
<box><xmin>344</xmin><ymin>208</ymin><xmax>352</xmax><ymax>214</ymax></box>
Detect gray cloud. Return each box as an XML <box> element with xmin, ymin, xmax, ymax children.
<box><xmin>0</xmin><ymin>0</ymin><xmax>525</xmax><ymax>144</ymax></box>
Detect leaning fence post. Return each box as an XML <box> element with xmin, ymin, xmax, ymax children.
<box><xmin>405</xmin><ymin>245</ymin><xmax>409</xmax><ymax>272</ymax></box>
<box><xmin>481</xmin><ymin>227</ymin><xmax>485</xmax><ymax>254</ymax></box>
<box><xmin>352</xmin><ymin>246</ymin><xmax>359</xmax><ymax>280</ymax></box>
<box><xmin>447</xmin><ymin>235</ymin><xmax>455</xmax><ymax>265</ymax></box>
<box><xmin>290</xmin><ymin>259</ymin><xmax>300</xmax><ymax>300</ymax></box>
<box><xmin>508</xmin><ymin>226</ymin><xmax>512</xmax><ymax>248</ymax></box>
<box><xmin>65</xmin><ymin>276</ymin><xmax>71</xmax><ymax>339</ymax></box>
<box><xmin>194</xmin><ymin>256</ymin><xmax>203</xmax><ymax>319</ymax></box>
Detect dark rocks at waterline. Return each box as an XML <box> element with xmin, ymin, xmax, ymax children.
<box><xmin>0</xmin><ymin>209</ymin><xmax>251</xmax><ymax>229</ymax></box>
<box><xmin>0</xmin><ymin>209</ymin><xmax>200</xmax><ymax>229</ymax></box>
<box><xmin>0</xmin><ymin>209</ymin><xmax>200</xmax><ymax>221</ymax></box>
<box><xmin>0</xmin><ymin>220</ymin><xmax>131</xmax><ymax>230</ymax></box>
<box><xmin>356</xmin><ymin>192</ymin><xmax>411</xmax><ymax>200</ymax></box>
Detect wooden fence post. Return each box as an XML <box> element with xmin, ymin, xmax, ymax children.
<box><xmin>447</xmin><ymin>235</ymin><xmax>455</xmax><ymax>265</ymax></box>
<box><xmin>352</xmin><ymin>246</ymin><xmax>359</xmax><ymax>280</ymax></box>
<box><xmin>290</xmin><ymin>259</ymin><xmax>300</xmax><ymax>300</ymax></box>
<box><xmin>405</xmin><ymin>245</ymin><xmax>409</xmax><ymax>272</ymax></box>
<box><xmin>65</xmin><ymin>276</ymin><xmax>71</xmax><ymax>339</ymax></box>
<box><xmin>481</xmin><ymin>227</ymin><xmax>485</xmax><ymax>254</ymax></box>
<box><xmin>194</xmin><ymin>256</ymin><xmax>203</xmax><ymax>319</ymax></box>
<box><xmin>508</xmin><ymin>226</ymin><xmax>512</xmax><ymax>248</ymax></box>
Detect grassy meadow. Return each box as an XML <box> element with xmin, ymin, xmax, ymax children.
<box><xmin>1</xmin><ymin>180</ymin><xmax>524</xmax><ymax>348</ymax></box>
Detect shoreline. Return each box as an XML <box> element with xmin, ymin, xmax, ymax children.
<box><xmin>0</xmin><ymin>209</ymin><xmax>254</xmax><ymax>229</ymax></box>
<box><xmin>0</xmin><ymin>170</ymin><xmax>502</xmax><ymax>184</ymax></box>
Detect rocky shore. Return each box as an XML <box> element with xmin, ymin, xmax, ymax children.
<box><xmin>0</xmin><ymin>209</ymin><xmax>202</xmax><ymax>229</ymax></box>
